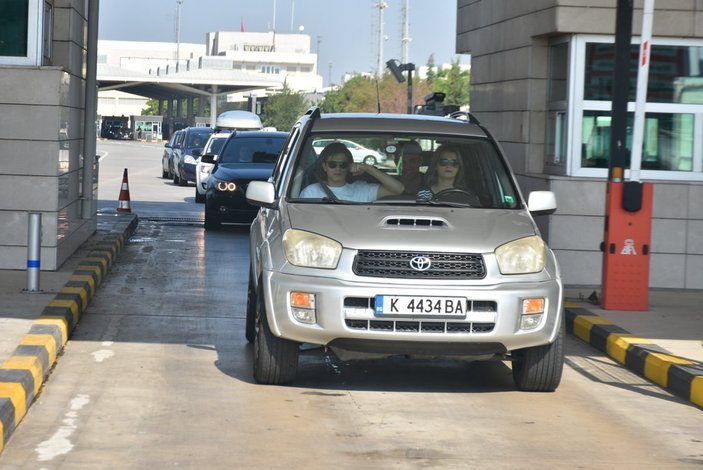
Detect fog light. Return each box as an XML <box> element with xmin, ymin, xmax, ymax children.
<box><xmin>520</xmin><ymin>313</ymin><xmax>542</xmax><ymax>330</ymax></box>
<box><xmin>291</xmin><ymin>292</ymin><xmax>316</xmax><ymax>324</ymax></box>
<box><xmin>519</xmin><ymin>298</ymin><xmax>545</xmax><ymax>330</ymax></box>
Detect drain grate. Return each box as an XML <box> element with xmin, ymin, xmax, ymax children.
<box><xmin>139</xmin><ymin>216</ymin><xmax>204</xmax><ymax>224</ymax></box>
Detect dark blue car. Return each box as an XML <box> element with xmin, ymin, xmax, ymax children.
<box><xmin>174</xmin><ymin>127</ymin><xmax>213</xmax><ymax>186</ymax></box>
<box><xmin>203</xmin><ymin>131</ymin><xmax>287</xmax><ymax>230</ymax></box>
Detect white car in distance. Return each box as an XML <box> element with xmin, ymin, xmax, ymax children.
<box><xmin>195</xmin><ymin>132</ymin><xmax>229</xmax><ymax>203</ymax></box>
<box><xmin>312</xmin><ymin>138</ymin><xmax>387</xmax><ymax>165</ymax></box>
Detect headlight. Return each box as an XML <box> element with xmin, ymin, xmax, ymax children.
<box><xmin>184</xmin><ymin>155</ymin><xmax>197</xmax><ymax>164</ymax></box>
<box><xmin>283</xmin><ymin>229</ymin><xmax>342</xmax><ymax>269</ymax></box>
<box><xmin>495</xmin><ymin>236</ymin><xmax>545</xmax><ymax>274</ymax></box>
<box><xmin>215</xmin><ymin>180</ymin><xmax>237</xmax><ymax>192</ymax></box>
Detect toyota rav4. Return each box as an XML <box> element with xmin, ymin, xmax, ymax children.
<box><xmin>245</xmin><ymin>107</ymin><xmax>564</xmax><ymax>391</ymax></box>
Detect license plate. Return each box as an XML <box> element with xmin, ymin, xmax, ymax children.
<box><xmin>375</xmin><ymin>295</ymin><xmax>469</xmax><ymax>317</ymax></box>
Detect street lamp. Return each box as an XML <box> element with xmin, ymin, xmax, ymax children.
<box><xmin>386</xmin><ymin>59</ymin><xmax>415</xmax><ymax>114</ymax></box>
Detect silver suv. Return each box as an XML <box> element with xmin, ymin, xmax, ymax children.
<box><xmin>245</xmin><ymin>108</ymin><xmax>564</xmax><ymax>391</ymax></box>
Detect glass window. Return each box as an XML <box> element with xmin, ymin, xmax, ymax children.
<box><xmin>549</xmin><ymin>43</ymin><xmax>568</xmax><ymax>102</ymax></box>
<box><xmin>585</xmin><ymin>43</ymin><xmax>703</xmax><ymax>104</ymax></box>
<box><xmin>287</xmin><ymin>133</ymin><xmax>520</xmax><ymax>209</ymax></box>
<box><xmin>0</xmin><ymin>0</ymin><xmax>30</xmax><ymax>57</ymax></box>
<box><xmin>581</xmin><ymin>110</ymin><xmax>694</xmax><ymax>171</ymax></box>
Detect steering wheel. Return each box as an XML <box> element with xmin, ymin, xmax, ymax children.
<box><xmin>431</xmin><ymin>188</ymin><xmax>480</xmax><ymax>206</ymax></box>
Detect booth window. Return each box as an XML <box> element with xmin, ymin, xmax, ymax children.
<box><xmin>0</xmin><ymin>0</ymin><xmax>30</xmax><ymax>57</ymax></box>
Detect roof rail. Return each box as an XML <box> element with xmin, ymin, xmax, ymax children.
<box><xmin>448</xmin><ymin>110</ymin><xmax>481</xmax><ymax>125</ymax></box>
<box><xmin>305</xmin><ymin>106</ymin><xmax>322</xmax><ymax>120</ymax></box>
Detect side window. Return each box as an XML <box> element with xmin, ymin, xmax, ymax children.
<box><xmin>272</xmin><ymin>125</ymin><xmax>301</xmax><ymax>195</ymax></box>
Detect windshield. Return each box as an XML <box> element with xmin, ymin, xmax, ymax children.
<box><xmin>219</xmin><ymin>136</ymin><xmax>286</xmax><ymax>164</ymax></box>
<box><xmin>204</xmin><ymin>137</ymin><xmax>227</xmax><ymax>156</ymax></box>
<box><xmin>287</xmin><ymin>133</ymin><xmax>520</xmax><ymax>209</ymax></box>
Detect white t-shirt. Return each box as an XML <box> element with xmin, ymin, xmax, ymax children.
<box><xmin>299</xmin><ymin>180</ymin><xmax>380</xmax><ymax>202</ymax></box>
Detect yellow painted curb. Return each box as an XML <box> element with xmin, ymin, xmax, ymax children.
<box><xmin>20</xmin><ymin>335</ymin><xmax>59</xmax><ymax>366</ymax></box>
<box><xmin>47</xmin><ymin>298</ymin><xmax>80</xmax><ymax>325</ymax></box>
<box><xmin>0</xmin><ymin>382</ymin><xmax>26</xmax><ymax>425</ymax></box>
<box><xmin>2</xmin><ymin>356</ymin><xmax>43</xmax><ymax>396</ymax></box>
<box><xmin>34</xmin><ymin>317</ymin><xmax>69</xmax><ymax>346</ymax></box>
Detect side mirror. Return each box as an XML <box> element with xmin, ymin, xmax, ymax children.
<box><xmin>246</xmin><ymin>181</ymin><xmax>277</xmax><ymax>209</ymax></box>
<box><xmin>200</xmin><ymin>154</ymin><xmax>216</xmax><ymax>164</ymax></box>
<box><xmin>527</xmin><ymin>191</ymin><xmax>557</xmax><ymax>216</ymax></box>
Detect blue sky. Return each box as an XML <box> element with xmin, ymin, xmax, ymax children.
<box><xmin>98</xmin><ymin>0</ymin><xmax>466</xmax><ymax>85</ymax></box>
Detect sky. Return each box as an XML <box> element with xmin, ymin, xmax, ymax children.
<box><xmin>98</xmin><ymin>0</ymin><xmax>466</xmax><ymax>86</ymax></box>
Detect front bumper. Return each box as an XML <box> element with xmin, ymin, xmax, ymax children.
<box><xmin>205</xmin><ymin>190</ymin><xmax>259</xmax><ymax>223</ymax></box>
<box><xmin>261</xmin><ymin>270</ymin><xmax>563</xmax><ymax>357</ymax></box>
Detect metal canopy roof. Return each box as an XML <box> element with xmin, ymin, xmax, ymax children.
<box><xmin>97</xmin><ymin>64</ymin><xmax>284</xmax><ymax>100</ymax></box>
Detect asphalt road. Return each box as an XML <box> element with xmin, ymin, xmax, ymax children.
<box><xmin>0</xmin><ymin>141</ymin><xmax>701</xmax><ymax>469</ymax></box>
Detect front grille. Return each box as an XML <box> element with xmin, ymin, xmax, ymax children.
<box><xmin>353</xmin><ymin>250</ymin><xmax>485</xmax><ymax>279</ymax></box>
<box><xmin>345</xmin><ymin>319</ymin><xmax>495</xmax><ymax>334</ymax></box>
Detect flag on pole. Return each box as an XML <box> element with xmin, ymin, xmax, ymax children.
<box><xmin>241</xmin><ymin>17</ymin><xmax>244</xmax><ymax>32</ymax></box>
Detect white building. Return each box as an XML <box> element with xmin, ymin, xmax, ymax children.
<box><xmin>97</xmin><ymin>32</ymin><xmax>323</xmax><ymax>121</ymax></box>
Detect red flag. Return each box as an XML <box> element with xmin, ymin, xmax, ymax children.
<box><xmin>241</xmin><ymin>17</ymin><xmax>244</xmax><ymax>32</ymax></box>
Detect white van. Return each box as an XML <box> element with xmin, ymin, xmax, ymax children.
<box><xmin>195</xmin><ymin>111</ymin><xmax>264</xmax><ymax>202</ymax></box>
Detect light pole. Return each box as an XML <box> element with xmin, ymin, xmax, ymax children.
<box><xmin>175</xmin><ymin>0</ymin><xmax>183</xmax><ymax>69</ymax></box>
<box><xmin>386</xmin><ymin>59</ymin><xmax>415</xmax><ymax>114</ymax></box>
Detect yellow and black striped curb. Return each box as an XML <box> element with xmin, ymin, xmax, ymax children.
<box><xmin>0</xmin><ymin>215</ymin><xmax>138</xmax><ymax>454</ymax></box>
<box><xmin>565</xmin><ymin>303</ymin><xmax>703</xmax><ymax>410</ymax></box>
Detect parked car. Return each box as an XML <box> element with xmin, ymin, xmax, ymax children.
<box><xmin>195</xmin><ymin>132</ymin><xmax>230</xmax><ymax>203</ymax></box>
<box><xmin>202</xmin><ymin>130</ymin><xmax>287</xmax><ymax>230</ymax></box>
<box><xmin>174</xmin><ymin>127</ymin><xmax>213</xmax><ymax>186</ymax></box>
<box><xmin>312</xmin><ymin>138</ymin><xmax>387</xmax><ymax>165</ymax></box>
<box><xmin>162</xmin><ymin>130</ymin><xmax>184</xmax><ymax>179</ymax></box>
<box><xmin>244</xmin><ymin>107</ymin><xmax>563</xmax><ymax>391</ymax></box>
<box><xmin>102</xmin><ymin>125</ymin><xmax>133</xmax><ymax>140</ymax></box>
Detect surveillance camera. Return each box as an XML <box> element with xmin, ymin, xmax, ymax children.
<box><xmin>386</xmin><ymin>59</ymin><xmax>405</xmax><ymax>83</ymax></box>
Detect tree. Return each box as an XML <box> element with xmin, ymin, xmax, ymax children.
<box><xmin>432</xmin><ymin>58</ymin><xmax>470</xmax><ymax>107</ymax></box>
<box><xmin>260</xmin><ymin>83</ymin><xmax>309</xmax><ymax>131</ymax></box>
<box><xmin>140</xmin><ymin>98</ymin><xmax>160</xmax><ymax>116</ymax></box>
<box><xmin>321</xmin><ymin>73</ymin><xmax>432</xmax><ymax>114</ymax></box>
<box><xmin>425</xmin><ymin>54</ymin><xmax>437</xmax><ymax>87</ymax></box>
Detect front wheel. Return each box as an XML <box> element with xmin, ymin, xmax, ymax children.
<box><xmin>363</xmin><ymin>155</ymin><xmax>377</xmax><ymax>165</ymax></box>
<box><xmin>511</xmin><ymin>322</ymin><xmax>564</xmax><ymax>392</ymax></box>
<box><xmin>195</xmin><ymin>188</ymin><xmax>205</xmax><ymax>203</ymax></box>
<box><xmin>253</xmin><ymin>286</ymin><xmax>299</xmax><ymax>385</ymax></box>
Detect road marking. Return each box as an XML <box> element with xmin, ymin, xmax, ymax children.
<box><xmin>35</xmin><ymin>394</ymin><xmax>90</xmax><ymax>462</ymax></box>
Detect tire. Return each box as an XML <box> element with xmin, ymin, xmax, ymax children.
<box><xmin>363</xmin><ymin>155</ymin><xmax>377</xmax><ymax>165</ymax></box>
<box><xmin>511</xmin><ymin>321</ymin><xmax>565</xmax><ymax>392</ymax></box>
<box><xmin>162</xmin><ymin>167</ymin><xmax>168</xmax><ymax>179</ymax></box>
<box><xmin>173</xmin><ymin>172</ymin><xmax>180</xmax><ymax>185</ymax></box>
<box><xmin>245</xmin><ymin>266</ymin><xmax>256</xmax><ymax>343</ymax></box>
<box><xmin>178</xmin><ymin>169</ymin><xmax>187</xmax><ymax>186</ymax></box>
<box><xmin>253</xmin><ymin>285</ymin><xmax>299</xmax><ymax>385</ymax></box>
<box><xmin>203</xmin><ymin>211</ymin><xmax>221</xmax><ymax>231</ymax></box>
<box><xmin>195</xmin><ymin>188</ymin><xmax>205</xmax><ymax>203</ymax></box>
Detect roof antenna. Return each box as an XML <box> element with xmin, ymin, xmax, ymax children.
<box><xmin>375</xmin><ymin>78</ymin><xmax>381</xmax><ymax>114</ymax></box>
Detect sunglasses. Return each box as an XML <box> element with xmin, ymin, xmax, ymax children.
<box><xmin>439</xmin><ymin>158</ymin><xmax>460</xmax><ymax>167</ymax></box>
<box><xmin>326</xmin><ymin>160</ymin><xmax>349</xmax><ymax>169</ymax></box>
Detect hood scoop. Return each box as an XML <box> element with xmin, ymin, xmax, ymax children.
<box><xmin>384</xmin><ymin>217</ymin><xmax>447</xmax><ymax>228</ymax></box>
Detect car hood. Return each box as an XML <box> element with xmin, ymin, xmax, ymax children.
<box><xmin>211</xmin><ymin>164</ymin><xmax>274</xmax><ymax>181</ymax></box>
<box><xmin>285</xmin><ymin>203</ymin><xmax>539</xmax><ymax>253</ymax></box>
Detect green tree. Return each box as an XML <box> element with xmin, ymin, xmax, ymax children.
<box><xmin>260</xmin><ymin>83</ymin><xmax>310</xmax><ymax>131</ymax></box>
<box><xmin>425</xmin><ymin>54</ymin><xmax>437</xmax><ymax>87</ymax></box>
<box><xmin>140</xmin><ymin>98</ymin><xmax>160</xmax><ymax>116</ymax></box>
<box><xmin>321</xmin><ymin>73</ymin><xmax>432</xmax><ymax>114</ymax></box>
<box><xmin>432</xmin><ymin>58</ymin><xmax>470</xmax><ymax>107</ymax></box>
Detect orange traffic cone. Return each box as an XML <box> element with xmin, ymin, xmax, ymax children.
<box><xmin>117</xmin><ymin>168</ymin><xmax>132</xmax><ymax>213</ymax></box>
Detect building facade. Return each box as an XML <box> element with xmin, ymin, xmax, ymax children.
<box><xmin>0</xmin><ymin>0</ymin><xmax>98</xmax><ymax>270</ymax></box>
<box><xmin>457</xmin><ymin>0</ymin><xmax>703</xmax><ymax>289</ymax></box>
<box><xmin>97</xmin><ymin>32</ymin><xmax>323</xmax><ymax>124</ymax></box>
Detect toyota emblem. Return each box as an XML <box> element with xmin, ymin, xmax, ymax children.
<box><xmin>409</xmin><ymin>256</ymin><xmax>432</xmax><ymax>271</ymax></box>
